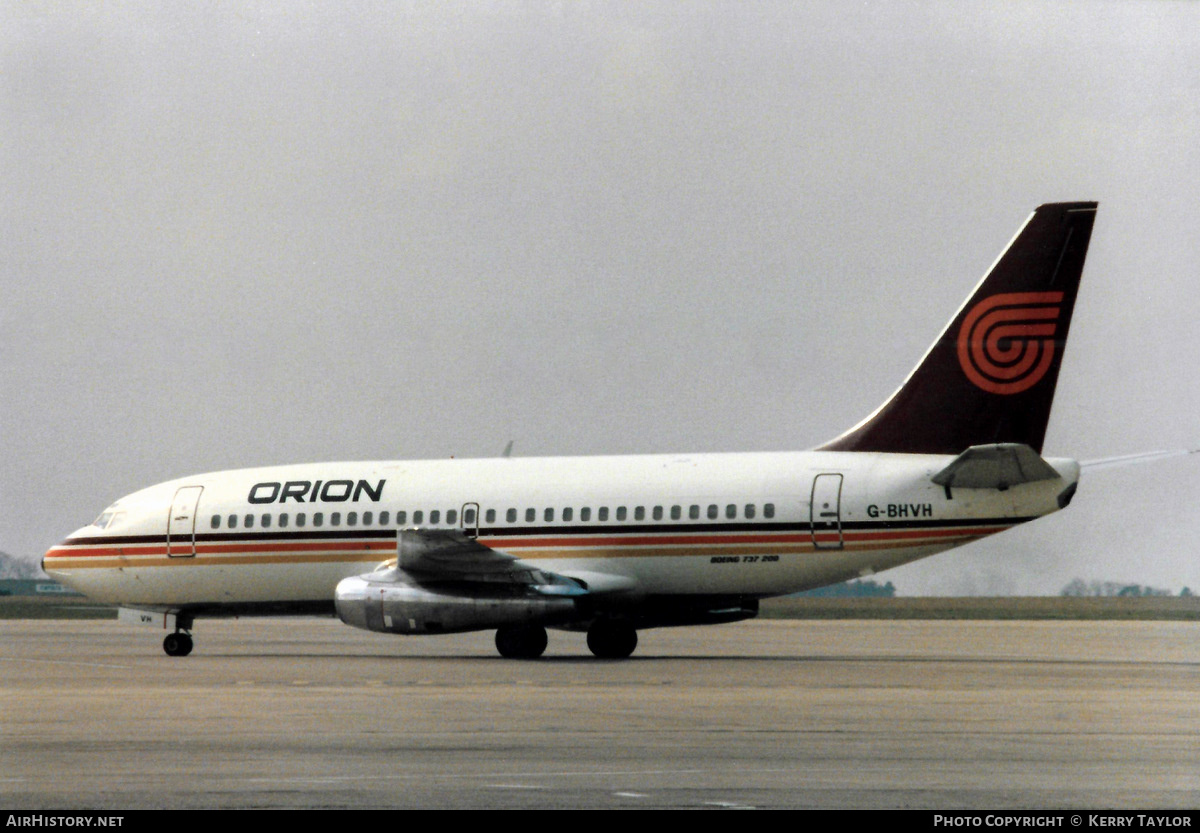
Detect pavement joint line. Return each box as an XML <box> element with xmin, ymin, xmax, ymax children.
<box><xmin>0</xmin><ymin>656</ymin><xmax>132</xmax><ymax>670</ymax></box>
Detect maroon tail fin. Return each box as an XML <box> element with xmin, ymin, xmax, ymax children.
<box><xmin>819</xmin><ymin>202</ymin><xmax>1097</xmax><ymax>455</ymax></box>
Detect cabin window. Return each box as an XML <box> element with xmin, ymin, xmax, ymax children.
<box><xmin>507</xmin><ymin>508</ymin><xmax>517</xmax><ymax>523</ymax></box>
<box><xmin>279</xmin><ymin>513</ymin><xmax>289</xmax><ymax>528</ymax></box>
<box><xmin>652</xmin><ymin>506</ymin><xmax>663</xmax><ymax>521</ymax></box>
<box><xmin>377</xmin><ymin>511</ymin><xmax>388</xmax><ymax>525</ymax></box>
<box><xmin>688</xmin><ymin>505</ymin><xmax>699</xmax><ymax>520</ymax></box>
<box><xmin>544</xmin><ymin>507</ymin><xmax>554</xmax><ymax>522</ymax></box>
<box><xmin>262</xmin><ymin>514</ymin><xmax>271</xmax><ymax>528</ymax></box>
<box><xmin>313</xmin><ymin>512</ymin><xmax>324</xmax><ymax>527</ymax></box>
<box><xmin>211</xmin><ymin>515</ymin><xmax>221</xmax><ymax>529</ymax></box>
<box><xmin>228</xmin><ymin>514</ymin><xmax>238</xmax><ymax>529</ymax></box>
<box><xmin>671</xmin><ymin>505</ymin><xmax>682</xmax><ymax>521</ymax></box>
<box><xmin>726</xmin><ymin>504</ymin><xmax>736</xmax><ymax>519</ymax></box>
<box><xmin>485</xmin><ymin>508</ymin><xmax>495</xmax><ymax>524</ymax></box>
<box><xmin>413</xmin><ymin>510</ymin><xmax>424</xmax><ymax>525</ymax></box>
<box><xmin>562</xmin><ymin>507</ymin><xmax>573</xmax><ymax>522</ymax></box>
<box><xmin>745</xmin><ymin>504</ymin><xmax>756</xmax><ymax>519</ymax></box>
<box><xmin>526</xmin><ymin>508</ymin><xmax>535</xmax><ymax>523</ymax></box>
<box><xmin>461</xmin><ymin>508</ymin><xmax>474</xmax><ymax>525</ymax></box>
<box><xmin>244</xmin><ymin>514</ymin><xmax>254</xmax><ymax>528</ymax></box>
<box><xmin>331</xmin><ymin>512</ymin><xmax>341</xmax><ymax>527</ymax></box>
<box><xmin>764</xmin><ymin>503</ymin><xmax>775</xmax><ymax>519</ymax></box>
<box><xmin>635</xmin><ymin>506</ymin><xmax>645</xmax><ymax>521</ymax></box>
<box><xmin>580</xmin><ymin>507</ymin><xmax>591</xmax><ymax>522</ymax></box>
<box><xmin>396</xmin><ymin>510</ymin><xmax>406</xmax><ymax>525</ymax></box>
<box><xmin>447</xmin><ymin>509</ymin><xmax>458</xmax><ymax>524</ymax></box>
<box><xmin>296</xmin><ymin>513</ymin><xmax>306</xmax><ymax>527</ymax></box>
<box><xmin>598</xmin><ymin>507</ymin><xmax>608</xmax><ymax>521</ymax></box>
<box><xmin>430</xmin><ymin>510</ymin><xmax>441</xmax><ymax>525</ymax></box>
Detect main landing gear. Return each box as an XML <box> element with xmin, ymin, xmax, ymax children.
<box><xmin>494</xmin><ymin>624</ymin><xmax>548</xmax><ymax>659</ymax></box>
<box><xmin>492</xmin><ymin>621</ymin><xmax>639</xmax><ymax>659</ymax></box>
<box><xmin>163</xmin><ymin>631</ymin><xmax>193</xmax><ymax>657</ymax></box>
<box><xmin>586</xmin><ymin>620</ymin><xmax>638</xmax><ymax>659</ymax></box>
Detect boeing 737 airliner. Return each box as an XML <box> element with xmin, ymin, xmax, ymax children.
<box><xmin>44</xmin><ymin>202</ymin><xmax>1097</xmax><ymax>659</ymax></box>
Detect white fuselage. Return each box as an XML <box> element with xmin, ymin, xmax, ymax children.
<box><xmin>43</xmin><ymin>450</ymin><xmax>1079</xmax><ymax>612</ymax></box>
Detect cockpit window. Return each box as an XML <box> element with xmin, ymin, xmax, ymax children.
<box><xmin>90</xmin><ymin>510</ymin><xmax>128</xmax><ymax>530</ymax></box>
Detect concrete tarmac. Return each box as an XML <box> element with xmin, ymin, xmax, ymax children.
<box><xmin>2</xmin><ymin>617</ymin><xmax>1198</xmax><ymax>809</ymax></box>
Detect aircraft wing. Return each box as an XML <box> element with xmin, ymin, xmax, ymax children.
<box><xmin>393</xmin><ymin>528</ymin><xmax>586</xmax><ymax>595</ymax></box>
<box><xmin>398</xmin><ymin>528</ymin><xmax>519</xmax><ymax>576</ymax></box>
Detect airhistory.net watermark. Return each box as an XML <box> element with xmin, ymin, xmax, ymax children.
<box><xmin>6</xmin><ymin>817</ymin><xmax>123</xmax><ymax>828</ymax></box>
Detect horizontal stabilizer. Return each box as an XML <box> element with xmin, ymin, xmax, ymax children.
<box><xmin>931</xmin><ymin>443</ymin><xmax>1061</xmax><ymax>490</ymax></box>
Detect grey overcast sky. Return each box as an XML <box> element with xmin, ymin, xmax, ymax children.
<box><xmin>3</xmin><ymin>1</ymin><xmax>1198</xmax><ymax>594</ymax></box>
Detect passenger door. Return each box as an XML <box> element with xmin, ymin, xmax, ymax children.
<box><xmin>166</xmin><ymin>486</ymin><xmax>204</xmax><ymax>558</ymax></box>
<box><xmin>460</xmin><ymin>502</ymin><xmax>480</xmax><ymax>539</ymax></box>
<box><xmin>810</xmin><ymin>474</ymin><xmax>843</xmax><ymax>550</ymax></box>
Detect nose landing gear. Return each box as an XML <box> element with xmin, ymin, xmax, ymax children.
<box><xmin>163</xmin><ymin>631</ymin><xmax>193</xmax><ymax>657</ymax></box>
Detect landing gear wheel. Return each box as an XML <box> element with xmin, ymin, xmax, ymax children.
<box><xmin>587</xmin><ymin>621</ymin><xmax>637</xmax><ymax>659</ymax></box>
<box><xmin>494</xmin><ymin>624</ymin><xmax>548</xmax><ymax>659</ymax></box>
<box><xmin>163</xmin><ymin>632</ymin><xmax>193</xmax><ymax>657</ymax></box>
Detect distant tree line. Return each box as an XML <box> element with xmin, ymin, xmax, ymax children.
<box><xmin>0</xmin><ymin>551</ymin><xmax>44</xmax><ymax>580</ymax></box>
<box><xmin>797</xmin><ymin>579</ymin><xmax>896</xmax><ymax>598</ymax></box>
<box><xmin>1060</xmin><ymin>579</ymin><xmax>1193</xmax><ymax>598</ymax></box>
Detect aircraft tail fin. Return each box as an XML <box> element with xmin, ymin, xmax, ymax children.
<box><xmin>819</xmin><ymin>201</ymin><xmax>1097</xmax><ymax>455</ymax></box>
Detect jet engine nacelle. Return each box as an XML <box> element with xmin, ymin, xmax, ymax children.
<box><xmin>334</xmin><ymin>572</ymin><xmax>579</xmax><ymax>635</ymax></box>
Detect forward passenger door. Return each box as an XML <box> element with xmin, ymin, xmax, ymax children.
<box><xmin>166</xmin><ymin>486</ymin><xmax>204</xmax><ymax>558</ymax></box>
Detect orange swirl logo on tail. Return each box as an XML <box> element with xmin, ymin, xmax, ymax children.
<box><xmin>956</xmin><ymin>291</ymin><xmax>1064</xmax><ymax>395</ymax></box>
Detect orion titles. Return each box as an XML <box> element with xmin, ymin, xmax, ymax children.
<box><xmin>248</xmin><ymin>479</ymin><xmax>386</xmax><ymax>504</ymax></box>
